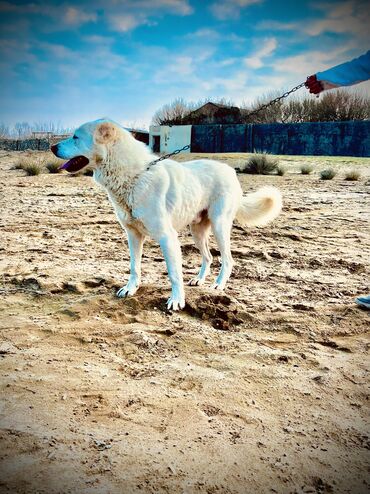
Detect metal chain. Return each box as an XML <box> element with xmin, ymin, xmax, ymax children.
<box><xmin>147</xmin><ymin>144</ymin><xmax>191</xmax><ymax>167</ymax></box>
<box><xmin>245</xmin><ymin>81</ymin><xmax>306</xmax><ymax>119</ymax></box>
<box><xmin>148</xmin><ymin>81</ymin><xmax>306</xmax><ymax>166</ymax></box>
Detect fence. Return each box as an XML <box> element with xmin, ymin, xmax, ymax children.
<box><xmin>0</xmin><ymin>138</ymin><xmax>53</xmax><ymax>151</ymax></box>
<box><xmin>191</xmin><ymin>120</ymin><xmax>370</xmax><ymax>157</ymax></box>
<box><xmin>3</xmin><ymin>121</ymin><xmax>370</xmax><ymax>156</ymax></box>
<box><xmin>0</xmin><ymin>130</ymin><xmax>149</xmax><ymax>151</ymax></box>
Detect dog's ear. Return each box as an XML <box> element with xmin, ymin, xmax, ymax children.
<box><xmin>95</xmin><ymin>122</ymin><xmax>118</xmax><ymax>144</ymax></box>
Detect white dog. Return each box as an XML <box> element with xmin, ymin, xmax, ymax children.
<box><xmin>51</xmin><ymin>119</ymin><xmax>282</xmax><ymax>310</ymax></box>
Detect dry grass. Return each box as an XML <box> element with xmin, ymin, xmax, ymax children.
<box><xmin>15</xmin><ymin>155</ymin><xmax>45</xmax><ymax>175</ymax></box>
<box><xmin>45</xmin><ymin>160</ymin><xmax>62</xmax><ymax>173</ymax></box>
<box><xmin>320</xmin><ymin>168</ymin><xmax>337</xmax><ymax>180</ymax></box>
<box><xmin>14</xmin><ymin>156</ymin><xmax>32</xmax><ymax>170</ymax></box>
<box><xmin>344</xmin><ymin>169</ymin><xmax>361</xmax><ymax>181</ymax></box>
<box><xmin>23</xmin><ymin>163</ymin><xmax>42</xmax><ymax>175</ymax></box>
<box><xmin>276</xmin><ymin>165</ymin><xmax>286</xmax><ymax>176</ymax></box>
<box><xmin>14</xmin><ymin>153</ymin><xmax>63</xmax><ymax>175</ymax></box>
<box><xmin>300</xmin><ymin>164</ymin><xmax>314</xmax><ymax>175</ymax></box>
<box><xmin>241</xmin><ymin>152</ymin><xmax>278</xmax><ymax>175</ymax></box>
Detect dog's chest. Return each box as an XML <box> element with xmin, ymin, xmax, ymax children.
<box><xmin>94</xmin><ymin>170</ymin><xmax>146</xmax><ymax>233</ymax></box>
<box><xmin>108</xmin><ymin>191</ymin><xmax>147</xmax><ymax>234</ymax></box>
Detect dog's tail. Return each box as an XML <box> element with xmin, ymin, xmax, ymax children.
<box><xmin>236</xmin><ymin>186</ymin><xmax>282</xmax><ymax>227</ymax></box>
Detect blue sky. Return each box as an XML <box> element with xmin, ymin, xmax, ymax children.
<box><xmin>0</xmin><ymin>0</ymin><xmax>369</xmax><ymax>128</ymax></box>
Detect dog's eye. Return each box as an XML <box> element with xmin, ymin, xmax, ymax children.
<box><xmin>73</xmin><ymin>135</ymin><xmax>78</xmax><ymax>140</ymax></box>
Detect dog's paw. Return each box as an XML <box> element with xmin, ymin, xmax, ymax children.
<box><xmin>116</xmin><ymin>282</ymin><xmax>139</xmax><ymax>298</ymax></box>
<box><xmin>166</xmin><ymin>296</ymin><xmax>185</xmax><ymax>311</ymax></box>
<box><xmin>188</xmin><ymin>276</ymin><xmax>205</xmax><ymax>286</ymax></box>
<box><xmin>210</xmin><ymin>282</ymin><xmax>225</xmax><ymax>291</ymax></box>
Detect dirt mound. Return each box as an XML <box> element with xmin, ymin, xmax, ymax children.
<box><xmin>185</xmin><ymin>291</ymin><xmax>244</xmax><ymax>330</ymax></box>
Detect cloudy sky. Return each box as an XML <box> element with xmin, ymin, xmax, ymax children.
<box><xmin>0</xmin><ymin>0</ymin><xmax>369</xmax><ymax>128</ymax></box>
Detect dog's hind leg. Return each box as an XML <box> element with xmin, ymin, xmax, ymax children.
<box><xmin>117</xmin><ymin>226</ymin><xmax>145</xmax><ymax>298</ymax></box>
<box><xmin>209</xmin><ymin>213</ymin><xmax>234</xmax><ymax>291</ymax></box>
<box><xmin>189</xmin><ymin>218</ymin><xmax>213</xmax><ymax>286</ymax></box>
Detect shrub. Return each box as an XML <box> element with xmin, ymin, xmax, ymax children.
<box><xmin>15</xmin><ymin>153</ymin><xmax>63</xmax><ymax>175</ymax></box>
<box><xmin>46</xmin><ymin>160</ymin><xmax>62</xmax><ymax>173</ymax></box>
<box><xmin>242</xmin><ymin>152</ymin><xmax>278</xmax><ymax>175</ymax></box>
<box><xmin>320</xmin><ymin>168</ymin><xmax>336</xmax><ymax>180</ymax></box>
<box><xmin>344</xmin><ymin>169</ymin><xmax>361</xmax><ymax>181</ymax></box>
<box><xmin>300</xmin><ymin>164</ymin><xmax>313</xmax><ymax>175</ymax></box>
<box><xmin>23</xmin><ymin>163</ymin><xmax>41</xmax><ymax>175</ymax></box>
<box><xmin>15</xmin><ymin>155</ymin><xmax>44</xmax><ymax>175</ymax></box>
<box><xmin>276</xmin><ymin>165</ymin><xmax>286</xmax><ymax>176</ymax></box>
<box><xmin>14</xmin><ymin>156</ymin><xmax>30</xmax><ymax>170</ymax></box>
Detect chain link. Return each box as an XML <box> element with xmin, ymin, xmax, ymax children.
<box><xmin>245</xmin><ymin>81</ymin><xmax>306</xmax><ymax>119</ymax></box>
<box><xmin>148</xmin><ymin>81</ymin><xmax>306</xmax><ymax>167</ymax></box>
<box><xmin>147</xmin><ymin>144</ymin><xmax>191</xmax><ymax>167</ymax></box>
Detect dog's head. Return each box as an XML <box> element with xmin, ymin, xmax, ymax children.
<box><xmin>51</xmin><ymin>118</ymin><xmax>120</xmax><ymax>173</ymax></box>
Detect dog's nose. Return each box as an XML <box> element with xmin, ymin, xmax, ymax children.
<box><xmin>50</xmin><ymin>144</ymin><xmax>59</xmax><ymax>156</ymax></box>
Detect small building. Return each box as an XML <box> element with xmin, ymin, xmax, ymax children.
<box><xmin>125</xmin><ymin>128</ymin><xmax>149</xmax><ymax>145</ymax></box>
<box><xmin>32</xmin><ymin>131</ymin><xmax>55</xmax><ymax>139</ymax></box>
<box><xmin>183</xmin><ymin>102</ymin><xmax>241</xmax><ymax>125</ymax></box>
<box><xmin>149</xmin><ymin>125</ymin><xmax>192</xmax><ymax>154</ymax></box>
<box><xmin>148</xmin><ymin>102</ymin><xmax>242</xmax><ymax>153</ymax></box>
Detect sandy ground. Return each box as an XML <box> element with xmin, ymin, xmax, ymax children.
<box><xmin>0</xmin><ymin>150</ymin><xmax>369</xmax><ymax>494</ymax></box>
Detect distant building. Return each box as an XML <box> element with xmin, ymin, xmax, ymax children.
<box><xmin>32</xmin><ymin>131</ymin><xmax>56</xmax><ymax>139</ymax></box>
<box><xmin>149</xmin><ymin>125</ymin><xmax>192</xmax><ymax>154</ymax></box>
<box><xmin>149</xmin><ymin>102</ymin><xmax>242</xmax><ymax>153</ymax></box>
<box><xmin>183</xmin><ymin>102</ymin><xmax>242</xmax><ymax>125</ymax></box>
<box><xmin>125</xmin><ymin>128</ymin><xmax>149</xmax><ymax>145</ymax></box>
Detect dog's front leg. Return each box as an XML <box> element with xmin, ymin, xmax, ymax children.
<box><xmin>117</xmin><ymin>226</ymin><xmax>145</xmax><ymax>298</ymax></box>
<box><xmin>158</xmin><ymin>230</ymin><xmax>185</xmax><ymax>311</ymax></box>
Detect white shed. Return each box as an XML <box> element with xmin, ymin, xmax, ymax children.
<box><xmin>149</xmin><ymin>125</ymin><xmax>192</xmax><ymax>154</ymax></box>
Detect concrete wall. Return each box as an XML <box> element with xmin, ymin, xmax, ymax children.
<box><xmin>191</xmin><ymin>120</ymin><xmax>370</xmax><ymax>157</ymax></box>
<box><xmin>149</xmin><ymin>125</ymin><xmax>192</xmax><ymax>153</ymax></box>
<box><xmin>251</xmin><ymin>121</ymin><xmax>370</xmax><ymax>156</ymax></box>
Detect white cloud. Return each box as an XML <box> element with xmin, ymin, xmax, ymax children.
<box><xmin>244</xmin><ymin>37</ymin><xmax>277</xmax><ymax>69</ymax></box>
<box><xmin>0</xmin><ymin>2</ymin><xmax>97</xmax><ymax>28</ymax></box>
<box><xmin>257</xmin><ymin>1</ymin><xmax>370</xmax><ymax>42</ymax></box>
<box><xmin>219</xmin><ymin>58</ymin><xmax>238</xmax><ymax>67</ymax></box>
<box><xmin>305</xmin><ymin>0</ymin><xmax>370</xmax><ymax>39</ymax></box>
<box><xmin>0</xmin><ymin>0</ymin><xmax>193</xmax><ymax>33</ymax></box>
<box><xmin>108</xmin><ymin>13</ymin><xmax>145</xmax><ymax>32</ymax></box>
<box><xmin>184</xmin><ymin>29</ymin><xmax>246</xmax><ymax>45</ymax></box>
<box><xmin>105</xmin><ymin>0</ymin><xmax>193</xmax><ymax>32</ymax></box>
<box><xmin>153</xmin><ymin>47</ymin><xmax>215</xmax><ymax>84</ymax></box>
<box><xmin>256</xmin><ymin>20</ymin><xmax>297</xmax><ymax>31</ymax></box>
<box><xmin>187</xmin><ymin>28</ymin><xmax>220</xmax><ymax>39</ymax></box>
<box><xmin>83</xmin><ymin>35</ymin><xmax>113</xmax><ymax>45</ymax></box>
<box><xmin>210</xmin><ymin>0</ymin><xmax>264</xmax><ymax>20</ymax></box>
<box><xmin>105</xmin><ymin>0</ymin><xmax>193</xmax><ymax>33</ymax></box>
<box><xmin>18</xmin><ymin>39</ymin><xmax>134</xmax><ymax>83</ymax></box>
<box><xmin>145</xmin><ymin>0</ymin><xmax>193</xmax><ymax>15</ymax></box>
<box><xmin>272</xmin><ymin>43</ymin><xmax>359</xmax><ymax>79</ymax></box>
<box><xmin>64</xmin><ymin>7</ymin><xmax>97</xmax><ymax>26</ymax></box>
<box><xmin>38</xmin><ymin>42</ymin><xmax>74</xmax><ymax>59</ymax></box>
<box><xmin>167</xmin><ymin>56</ymin><xmax>194</xmax><ymax>76</ymax></box>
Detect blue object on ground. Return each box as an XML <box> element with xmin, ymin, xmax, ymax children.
<box><xmin>355</xmin><ymin>295</ymin><xmax>370</xmax><ymax>310</ymax></box>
